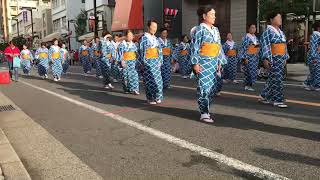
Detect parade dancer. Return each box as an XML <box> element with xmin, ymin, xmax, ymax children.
<box><xmin>101</xmin><ymin>31</ymin><xmax>115</xmax><ymax>89</ymax></box>
<box><xmin>118</xmin><ymin>30</ymin><xmax>140</xmax><ymax>95</ymax></box>
<box><xmin>79</xmin><ymin>40</ymin><xmax>92</xmax><ymax>75</ymax></box>
<box><xmin>240</xmin><ymin>24</ymin><xmax>260</xmax><ymax>91</ymax></box>
<box><xmin>35</xmin><ymin>42</ymin><xmax>49</xmax><ymax>79</ymax></box>
<box><xmin>304</xmin><ymin>21</ymin><xmax>320</xmax><ymax>91</ymax></box>
<box><xmin>176</xmin><ymin>35</ymin><xmax>191</xmax><ymax>79</ymax></box>
<box><xmin>61</xmin><ymin>43</ymin><xmax>70</xmax><ymax>74</ymax></box>
<box><xmin>111</xmin><ymin>34</ymin><xmax>121</xmax><ymax>82</ymax></box>
<box><xmin>259</xmin><ymin>12</ymin><xmax>289</xmax><ymax>108</ymax></box>
<box><xmin>158</xmin><ymin>28</ymin><xmax>174</xmax><ymax>89</ymax></box>
<box><xmin>223</xmin><ymin>33</ymin><xmax>239</xmax><ymax>83</ymax></box>
<box><xmin>20</xmin><ymin>44</ymin><xmax>33</xmax><ymax>75</ymax></box>
<box><xmin>92</xmin><ymin>37</ymin><xmax>103</xmax><ymax>79</ymax></box>
<box><xmin>139</xmin><ymin>19</ymin><xmax>164</xmax><ymax>105</ymax></box>
<box><xmin>49</xmin><ymin>38</ymin><xmax>64</xmax><ymax>82</ymax></box>
<box><xmin>191</xmin><ymin>6</ymin><xmax>227</xmax><ymax>123</ymax></box>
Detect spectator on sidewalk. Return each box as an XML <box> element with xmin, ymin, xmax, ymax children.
<box><xmin>4</xmin><ymin>41</ymin><xmax>20</xmax><ymax>79</ymax></box>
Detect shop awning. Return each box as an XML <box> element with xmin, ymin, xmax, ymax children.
<box><xmin>78</xmin><ymin>32</ymin><xmax>95</xmax><ymax>41</ymax></box>
<box><xmin>111</xmin><ymin>0</ymin><xmax>143</xmax><ymax>31</ymax></box>
<box><xmin>42</xmin><ymin>30</ymin><xmax>68</xmax><ymax>42</ymax></box>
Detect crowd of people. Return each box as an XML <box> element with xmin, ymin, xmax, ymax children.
<box><xmin>3</xmin><ymin>6</ymin><xmax>320</xmax><ymax>123</ymax></box>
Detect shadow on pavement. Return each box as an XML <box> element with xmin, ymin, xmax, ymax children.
<box><xmin>253</xmin><ymin>148</ymin><xmax>320</xmax><ymax>167</ymax></box>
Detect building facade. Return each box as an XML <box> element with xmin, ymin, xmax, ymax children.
<box><xmin>49</xmin><ymin>0</ymin><xmax>85</xmax><ymax>50</ymax></box>
<box><xmin>0</xmin><ymin>0</ymin><xmax>8</xmax><ymax>42</ymax></box>
<box><xmin>8</xmin><ymin>0</ymin><xmax>51</xmax><ymax>41</ymax></box>
<box><xmin>142</xmin><ymin>0</ymin><xmax>257</xmax><ymax>43</ymax></box>
<box><xmin>85</xmin><ymin>0</ymin><xmax>115</xmax><ymax>34</ymax></box>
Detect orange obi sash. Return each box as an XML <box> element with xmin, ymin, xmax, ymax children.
<box><xmin>52</xmin><ymin>52</ymin><xmax>60</xmax><ymax>59</ymax></box>
<box><xmin>180</xmin><ymin>50</ymin><xmax>188</xmax><ymax>55</ymax></box>
<box><xmin>39</xmin><ymin>52</ymin><xmax>48</xmax><ymax>59</ymax></box>
<box><xmin>123</xmin><ymin>52</ymin><xmax>136</xmax><ymax>61</ymax></box>
<box><xmin>162</xmin><ymin>48</ymin><xmax>171</xmax><ymax>56</ymax></box>
<box><xmin>145</xmin><ymin>48</ymin><xmax>159</xmax><ymax>59</ymax></box>
<box><xmin>22</xmin><ymin>54</ymin><xmax>30</xmax><ymax>59</ymax></box>
<box><xmin>247</xmin><ymin>45</ymin><xmax>259</xmax><ymax>55</ymax></box>
<box><xmin>200</xmin><ymin>43</ymin><xmax>220</xmax><ymax>57</ymax></box>
<box><xmin>81</xmin><ymin>50</ymin><xmax>89</xmax><ymax>56</ymax></box>
<box><xmin>227</xmin><ymin>49</ymin><xmax>237</xmax><ymax>57</ymax></box>
<box><xmin>94</xmin><ymin>50</ymin><xmax>101</xmax><ymax>56</ymax></box>
<box><xmin>271</xmin><ymin>43</ymin><xmax>286</xmax><ymax>55</ymax></box>
<box><xmin>105</xmin><ymin>53</ymin><xmax>112</xmax><ymax>58</ymax></box>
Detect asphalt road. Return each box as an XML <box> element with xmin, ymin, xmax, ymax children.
<box><xmin>0</xmin><ymin>66</ymin><xmax>319</xmax><ymax>180</ymax></box>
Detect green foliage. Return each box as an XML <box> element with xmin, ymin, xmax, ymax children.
<box><xmin>74</xmin><ymin>9</ymin><xmax>88</xmax><ymax>41</ymax></box>
<box><xmin>0</xmin><ymin>42</ymin><xmax>8</xmax><ymax>51</ymax></box>
<box><xmin>11</xmin><ymin>36</ymin><xmax>28</xmax><ymax>50</ymax></box>
<box><xmin>259</xmin><ymin>0</ymin><xmax>313</xmax><ymax>21</ymax></box>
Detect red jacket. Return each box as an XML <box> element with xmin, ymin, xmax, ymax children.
<box><xmin>4</xmin><ymin>46</ymin><xmax>20</xmax><ymax>62</ymax></box>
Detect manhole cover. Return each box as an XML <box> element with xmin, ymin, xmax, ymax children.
<box><xmin>0</xmin><ymin>105</ymin><xmax>16</xmax><ymax>112</ymax></box>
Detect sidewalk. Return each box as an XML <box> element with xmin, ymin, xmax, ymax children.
<box><xmin>0</xmin><ymin>92</ymin><xmax>103</xmax><ymax>179</ymax></box>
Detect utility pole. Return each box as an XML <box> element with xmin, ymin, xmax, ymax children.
<box><xmin>93</xmin><ymin>0</ymin><xmax>98</xmax><ymax>37</ymax></box>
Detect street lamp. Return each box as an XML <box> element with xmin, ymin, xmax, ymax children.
<box><xmin>20</xmin><ymin>7</ymin><xmax>36</xmax><ymax>40</ymax></box>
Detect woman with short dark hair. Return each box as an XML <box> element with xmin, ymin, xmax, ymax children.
<box><xmin>20</xmin><ymin>44</ymin><xmax>33</xmax><ymax>75</ymax></box>
<box><xmin>190</xmin><ymin>6</ymin><xmax>227</xmax><ymax>123</ymax></box>
<box><xmin>49</xmin><ymin>38</ymin><xmax>64</xmax><ymax>81</ymax></box>
<box><xmin>4</xmin><ymin>41</ymin><xmax>20</xmax><ymax>81</ymax></box>
<box><xmin>35</xmin><ymin>42</ymin><xmax>49</xmax><ymax>79</ymax></box>
<box><xmin>139</xmin><ymin>19</ymin><xmax>164</xmax><ymax>105</ymax></box>
<box><xmin>259</xmin><ymin>12</ymin><xmax>289</xmax><ymax>108</ymax></box>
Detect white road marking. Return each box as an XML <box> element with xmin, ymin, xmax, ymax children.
<box><xmin>20</xmin><ymin>80</ymin><xmax>289</xmax><ymax>180</ymax></box>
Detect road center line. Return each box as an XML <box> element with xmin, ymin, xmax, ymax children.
<box><xmin>20</xmin><ymin>80</ymin><xmax>289</xmax><ymax>180</ymax></box>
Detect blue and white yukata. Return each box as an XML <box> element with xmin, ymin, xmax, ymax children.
<box><xmin>117</xmin><ymin>40</ymin><xmax>139</xmax><ymax>93</ymax></box>
<box><xmin>79</xmin><ymin>45</ymin><xmax>92</xmax><ymax>74</ymax></box>
<box><xmin>91</xmin><ymin>42</ymin><xmax>103</xmax><ymax>77</ymax></box>
<box><xmin>49</xmin><ymin>45</ymin><xmax>64</xmax><ymax>79</ymax></box>
<box><xmin>190</xmin><ymin>23</ymin><xmax>227</xmax><ymax>119</ymax></box>
<box><xmin>20</xmin><ymin>49</ymin><xmax>33</xmax><ymax>74</ymax></box>
<box><xmin>158</xmin><ymin>37</ymin><xmax>173</xmax><ymax>89</ymax></box>
<box><xmin>112</xmin><ymin>41</ymin><xmax>122</xmax><ymax>81</ymax></box>
<box><xmin>62</xmin><ymin>48</ymin><xmax>70</xmax><ymax>74</ymax></box>
<box><xmin>139</xmin><ymin>32</ymin><xmax>164</xmax><ymax>102</ymax></box>
<box><xmin>223</xmin><ymin>40</ymin><xmax>239</xmax><ymax>81</ymax></box>
<box><xmin>101</xmin><ymin>37</ymin><xmax>116</xmax><ymax>86</ymax></box>
<box><xmin>35</xmin><ymin>47</ymin><xmax>49</xmax><ymax>77</ymax></box>
<box><xmin>260</xmin><ymin>25</ymin><xmax>289</xmax><ymax>104</ymax></box>
<box><xmin>175</xmin><ymin>42</ymin><xmax>191</xmax><ymax>77</ymax></box>
<box><xmin>240</xmin><ymin>33</ymin><xmax>260</xmax><ymax>88</ymax></box>
<box><xmin>304</xmin><ymin>31</ymin><xmax>320</xmax><ymax>90</ymax></box>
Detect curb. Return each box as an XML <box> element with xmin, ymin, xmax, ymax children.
<box><xmin>0</xmin><ymin>92</ymin><xmax>32</xmax><ymax>180</ymax></box>
<box><xmin>0</xmin><ymin>129</ymin><xmax>31</xmax><ymax>180</ymax></box>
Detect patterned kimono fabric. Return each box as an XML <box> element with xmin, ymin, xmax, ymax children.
<box><xmin>20</xmin><ymin>49</ymin><xmax>33</xmax><ymax>74</ymax></box>
<box><xmin>35</xmin><ymin>47</ymin><xmax>49</xmax><ymax>77</ymax></box>
<box><xmin>304</xmin><ymin>31</ymin><xmax>320</xmax><ymax>90</ymax></box>
<box><xmin>79</xmin><ymin>45</ymin><xmax>92</xmax><ymax>74</ymax></box>
<box><xmin>91</xmin><ymin>42</ymin><xmax>103</xmax><ymax>77</ymax></box>
<box><xmin>112</xmin><ymin>41</ymin><xmax>122</xmax><ymax>81</ymax></box>
<box><xmin>49</xmin><ymin>45</ymin><xmax>64</xmax><ymax>80</ymax></box>
<box><xmin>62</xmin><ymin>48</ymin><xmax>70</xmax><ymax>74</ymax></box>
<box><xmin>101</xmin><ymin>38</ymin><xmax>116</xmax><ymax>86</ymax></box>
<box><xmin>240</xmin><ymin>33</ymin><xmax>260</xmax><ymax>89</ymax></box>
<box><xmin>190</xmin><ymin>23</ymin><xmax>227</xmax><ymax>119</ymax></box>
<box><xmin>223</xmin><ymin>40</ymin><xmax>239</xmax><ymax>81</ymax></box>
<box><xmin>176</xmin><ymin>42</ymin><xmax>191</xmax><ymax>78</ymax></box>
<box><xmin>139</xmin><ymin>32</ymin><xmax>164</xmax><ymax>103</ymax></box>
<box><xmin>118</xmin><ymin>40</ymin><xmax>140</xmax><ymax>93</ymax></box>
<box><xmin>260</xmin><ymin>25</ymin><xmax>289</xmax><ymax>104</ymax></box>
<box><xmin>158</xmin><ymin>37</ymin><xmax>173</xmax><ymax>89</ymax></box>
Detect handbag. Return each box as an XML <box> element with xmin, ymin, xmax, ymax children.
<box><xmin>13</xmin><ymin>56</ymin><xmax>21</xmax><ymax>68</ymax></box>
